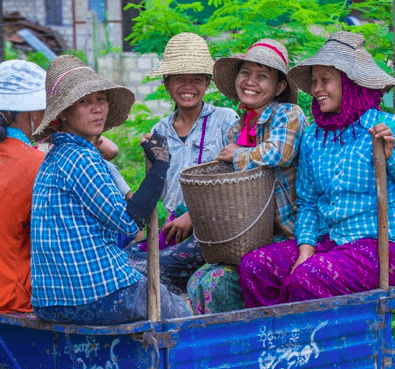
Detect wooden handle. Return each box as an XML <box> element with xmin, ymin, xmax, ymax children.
<box><xmin>146</xmin><ymin>158</ymin><xmax>161</xmax><ymax>321</ymax></box>
<box><xmin>372</xmin><ymin>136</ymin><xmax>389</xmax><ymax>290</ymax></box>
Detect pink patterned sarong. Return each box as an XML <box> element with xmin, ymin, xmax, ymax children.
<box><xmin>238</xmin><ymin>235</ymin><xmax>395</xmax><ymax>308</ymax></box>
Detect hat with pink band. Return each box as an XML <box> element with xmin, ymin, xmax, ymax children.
<box><xmin>213</xmin><ymin>38</ymin><xmax>298</xmax><ymax>104</ymax></box>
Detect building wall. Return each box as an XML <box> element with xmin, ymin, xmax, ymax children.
<box><xmin>3</xmin><ymin>0</ymin><xmax>124</xmax><ymax>58</ymax></box>
<box><xmin>3</xmin><ymin>0</ymin><xmax>45</xmax><ymax>24</ymax></box>
<box><xmin>98</xmin><ymin>52</ymin><xmax>171</xmax><ymax>117</ymax></box>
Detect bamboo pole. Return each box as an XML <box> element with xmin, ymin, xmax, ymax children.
<box><xmin>372</xmin><ymin>136</ymin><xmax>389</xmax><ymax>290</ymax></box>
<box><xmin>146</xmin><ymin>158</ymin><xmax>161</xmax><ymax>321</ymax></box>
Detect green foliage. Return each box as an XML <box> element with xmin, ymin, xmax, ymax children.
<box><xmin>62</xmin><ymin>49</ymin><xmax>89</xmax><ymax>65</ymax></box>
<box><xmin>124</xmin><ymin>0</ymin><xmax>212</xmax><ymax>54</ymax></box>
<box><xmin>26</xmin><ymin>51</ymin><xmax>52</xmax><ymax>70</ymax></box>
<box><xmin>4</xmin><ymin>42</ymin><xmax>90</xmax><ymax>71</ymax></box>
<box><xmin>4</xmin><ymin>41</ymin><xmax>22</xmax><ymax>61</ymax></box>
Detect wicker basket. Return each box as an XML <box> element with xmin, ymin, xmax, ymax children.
<box><xmin>179</xmin><ymin>161</ymin><xmax>275</xmax><ymax>265</ymax></box>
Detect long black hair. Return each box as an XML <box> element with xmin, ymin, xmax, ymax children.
<box><xmin>0</xmin><ymin>111</ymin><xmax>18</xmax><ymax>144</ymax></box>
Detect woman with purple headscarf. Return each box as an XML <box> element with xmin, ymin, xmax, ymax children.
<box><xmin>238</xmin><ymin>31</ymin><xmax>395</xmax><ymax>308</ymax></box>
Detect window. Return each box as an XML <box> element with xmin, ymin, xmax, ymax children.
<box><xmin>45</xmin><ymin>0</ymin><xmax>62</xmax><ymax>25</ymax></box>
<box><xmin>89</xmin><ymin>0</ymin><xmax>107</xmax><ymax>22</ymax></box>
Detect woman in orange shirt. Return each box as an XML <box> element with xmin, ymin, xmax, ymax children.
<box><xmin>0</xmin><ymin>60</ymin><xmax>46</xmax><ymax>313</ymax></box>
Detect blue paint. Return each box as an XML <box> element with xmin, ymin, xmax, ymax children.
<box><xmin>0</xmin><ymin>288</ymin><xmax>392</xmax><ymax>368</ymax></box>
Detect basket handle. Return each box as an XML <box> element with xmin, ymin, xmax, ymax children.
<box><xmin>194</xmin><ymin>178</ymin><xmax>278</xmax><ymax>246</ymax></box>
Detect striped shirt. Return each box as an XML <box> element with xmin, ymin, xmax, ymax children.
<box><xmin>228</xmin><ymin>101</ymin><xmax>308</xmax><ymax>239</ymax></box>
<box><xmin>295</xmin><ymin>108</ymin><xmax>395</xmax><ymax>246</ymax></box>
<box><xmin>31</xmin><ymin>133</ymin><xmax>141</xmax><ymax>307</ymax></box>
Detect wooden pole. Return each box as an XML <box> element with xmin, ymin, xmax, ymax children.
<box><xmin>146</xmin><ymin>158</ymin><xmax>161</xmax><ymax>321</ymax></box>
<box><xmin>372</xmin><ymin>136</ymin><xmax>389</xmax><ymax>290</ymax></box>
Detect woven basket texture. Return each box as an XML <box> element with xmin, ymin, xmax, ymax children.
<box><xmin>179</xmin><ymin>161</ymin><xmax>275</xmax><ymax>265</ymax></box>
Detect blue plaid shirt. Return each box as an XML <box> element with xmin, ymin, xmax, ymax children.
<box><xmin>295</xmin><ymin>108</ymin><xmax>395</xmax><ymax>246</ymax></box>
<box><xmin>31</xmin><ymin>133</ymin><xmax>141</xmax><ymax>307</ymax></box>
<box><xmin>227</xmin><ymin>101</ymin><xmax>308</xmax><ymax>239</ymax></box>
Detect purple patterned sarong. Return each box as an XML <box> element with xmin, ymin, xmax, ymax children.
<box><xmin>238</xmin><ymin>235</ymin><xmax>395</xmax><ymax>308</ymax></box>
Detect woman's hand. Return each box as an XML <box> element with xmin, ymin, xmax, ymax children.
<box><xmin>215</xmin><ymin>143</ymin><xmax>240</xmax><ymax>163</ymax></box>
<box><xmin>95</xmin><ymin>136</ymin><xmax>119</xmax><ymax>161</ymax></box>
<box><xmin>162</xmin><ymin>212</ymin><xmax>193</xmax><ymax>244</ymax></box>
<box><xmin>291</xmin><ymin>243</ymin><xmax>315</xmax><ymax>273</ymax></box>
<box><xmin>369</xmin><ymin>123</ymin><xmax>395</xmax><ymax>160</ymax></box>
<box><xmin>141</xmin><ymin>131</ymin><xmax>170</xmax><ymax>164</ymax></box>
<box><xmin>140</xmin><ymin>133</ymin><xmax>153</xmax><ymax>145</ymax></box>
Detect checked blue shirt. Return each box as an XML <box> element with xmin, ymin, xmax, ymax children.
<box><xmin>31</xmin><ymin>133</ymin><xmax>141</xmax><ymax>307</ymax></box>
<box><xmin>295</xmin><ymin>108</ymin><xmax>395</xmax><ymax>247</ymax></box>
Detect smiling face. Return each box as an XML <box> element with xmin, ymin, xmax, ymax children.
<box><xmin>60</xmin><ymin>91</ymin><xmax>109</xmax><ymax>143</ymax></box>
<box><xmin>235</xmin><ymin>61</ymin><xmax>286</xmax><ymax>112</ymax></box>
<box><xmin>311</xmin><ymin>65</ymin><xmax>342</xmax><ymax>114</ymax></box>
<box><xmin>165</xmin><ymin>74</ymin><xmax>210</xmax><ymax>111</ymax></box>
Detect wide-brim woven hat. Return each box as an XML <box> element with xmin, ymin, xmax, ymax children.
<box><xmin>213</xmin><ymin>39</ymin><xmax>298</xmax><ymax>104</ymax></box>
<box><xmin>147</xmin><ymin>32</ymin><xmax>214</xmax><ymax>77</ymax></box>
<box><xmin>288</xmin><ymin>31</ymin><xmax>395</xmax><ymax>95</ymax></box>
<box><xmin>33</xmin><ymin>55</ymin><xmax>135</xmax><ymax>141</ymax></box>
<box><xmin>0</xmin><ymin>60</ymin><xmax>46</xmax><ymax>111</ymax></box>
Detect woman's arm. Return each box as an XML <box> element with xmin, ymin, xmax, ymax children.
<box><xmin>294</xmin><ymin>131</ymin><xmax>322</xmax><ymax>247</ymax></box>
<box><xmin>291</xmin><ymin>243</ymin><xmax>315</xmax><ymax>273</ymax></box>
<box><xmin>95</xmin><ymin>135</ymin><xmax>119</xmax><ymax>161</ymax></box>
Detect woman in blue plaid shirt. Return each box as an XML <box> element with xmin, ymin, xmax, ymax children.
<box><xmin>30</xmin><ymin>55</ymin><xmax>192</xmax><ymax>325</ymax></box>
<box><xmin>239</xmin><ymin>32</ymin><xmax>395</xmax><ymax>308</ymax></box>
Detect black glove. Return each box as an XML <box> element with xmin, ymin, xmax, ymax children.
<box><xmin>141</xmin><ymin>131</ymin><xmax>170</xmax><ymax>165</ymax></box>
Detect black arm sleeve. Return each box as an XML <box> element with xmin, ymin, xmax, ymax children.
<box><xmin>126</xmin><ymin>160</ymin><xmax>169</xmax><ymax>228</ymax></box>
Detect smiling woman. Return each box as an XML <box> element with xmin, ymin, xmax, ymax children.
<box><xmin>311</xmin><ymin>66</ymin><xmax>342</xmax><ymax>114</ymax></box>
<box><xmin>187</xmin><ymin>39</ymin><xmax>308</xmax><ymax>315</ymax></box>
<box><xmin>126</xmin><ymin>32</ymin><xmax>239</xmax><ymax>296</ymax></box>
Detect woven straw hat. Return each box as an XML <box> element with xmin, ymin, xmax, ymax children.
<box><xmin>33</xmin><ymin>55</ymin><xmax>135</xmax><ymax>141</ymax></box>
<box><xmin>288</xmin><ymin>31</ymin><xmax>395</xmax><ymax>95</ymax></box>
<box><xmin>213</xmin><ymin>39</ymin><xmax>298</xmax><ymax>104</ymax></box>
<box><xmin>147</xmin><ymin>32</ymin><xmax>214</xmax><ymax>77</ymax></box>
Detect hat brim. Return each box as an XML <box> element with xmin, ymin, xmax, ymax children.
<box><xmin>0</xmin><ymin>87</ymin><xmax>46</xmax><ymax>111</ymax></box>
<box><xmin>214</xmin><ymin>56</ymin><xmax>298</xmax><ymax>104</ymax></box>
<box><xmin>147</xmin><ymin>60</ymin><xmax>214</xmax><ymax>77</ymax></box>
<box><xmin>288</xmin><ymin>48</ymin><xmax>395</xmax><ymax>95</ymax></box>
<box><xmin>33</xmin><ymin>76</ymin><xmax>134</xmax><ymax>142</ymax></box>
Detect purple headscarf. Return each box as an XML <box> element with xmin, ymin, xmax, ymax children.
<box><xmin>312</xmin><ymin>72</ymin><xmax>383</xmax><ymax>144</ymax></box>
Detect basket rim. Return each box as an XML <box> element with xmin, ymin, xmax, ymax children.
<box><xmin>179</xmin><ymin>160</ymin><xmax>273</xmax><ymax>183</ymax></box>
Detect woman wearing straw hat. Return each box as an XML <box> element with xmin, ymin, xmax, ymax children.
<box><xmin>126</xmin><ymin>32</ymin><xmax>239</xmax><ymax>295</ymax></box>
<box><xmin>0</xmin><ymin>60</ymin><xmax>46</xmax><ymax>313</ymax></box>
<box><xmin>30</xmin><ymin>55</ymin><xmax>191</xmax><ymax>324</ymax></box>
<box><xmin>238</xmin><ymin>31</ymin><xmax>395</xmax><ymax>308</ymax></box>
<box><xmin>187</xmin><ymin>39</ymin><xmax>308</xmax><ymax>314</ymax></box>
